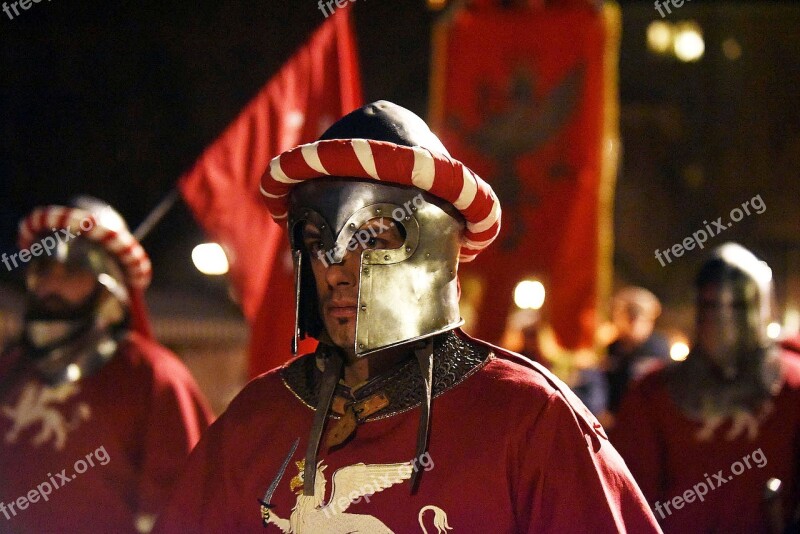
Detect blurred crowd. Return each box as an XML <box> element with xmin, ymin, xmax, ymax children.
<box><xmin>506</xmin><ymin>284</ymin><xmax>671</xmax><ymax>427</ymax></box>
<box><xmin>503</xmin><ymin>244</ymin><xmax>800</xmax><ymax>532</ymax></box>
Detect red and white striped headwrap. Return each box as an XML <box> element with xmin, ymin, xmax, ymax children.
<box><xmin>260</xmin><ymin>139</ymin><xmax>501</xmax><ymax>262</ymax></box>
<box><xmin>18</xmin><ymin>206</ymin><xmax>152</xmax><ymax>289</ymax></box>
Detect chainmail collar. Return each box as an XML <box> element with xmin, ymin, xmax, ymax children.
<box><xmin>666</xmin><ymin>345</ymin><xmax>783</xmax><ymax>421</ymax></box>
<box><xmin>281</xmin><ymin>329</ymin><xmax>491</xmax><ymax>420</ymax></box>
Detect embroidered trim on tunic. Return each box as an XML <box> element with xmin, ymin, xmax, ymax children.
<box><xmin>280</xmin><ymin>331</ymin><xmax>491</xmax><ymax>420</ymax></box>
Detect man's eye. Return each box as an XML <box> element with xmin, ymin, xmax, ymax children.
<box><xmin>365</xmin><ymin>236</ymin><xmax>391</xmax><ymax>249</ymax></box>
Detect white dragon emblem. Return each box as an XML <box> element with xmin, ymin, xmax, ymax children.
<box><xmin>695</xmin><ymin>400</ymin><xmax>774</xmax><ymax>442</ymax></box>
<box><xmin>2</xmin><ymin>381</ymin><xmax>91</xmax><ymax>450</ymax></box>
<box><xmin>264</xmin><ymin>459</ymin><xmax>452</xmax><ymax>534</ymax></box>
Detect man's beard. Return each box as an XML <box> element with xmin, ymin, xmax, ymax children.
<box><xmin>23</xmin><ymin>289</ymin><xmax>99</xmax><ymax>353</ymax></box>
<box><xmin>27</xmin><ymin>284</ymin><xmax>102</xmax><ymax>319</ymax></box>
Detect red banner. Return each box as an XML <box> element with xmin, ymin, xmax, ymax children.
<box><xmin>180</xmin><ymin>8</ymin><xmax>362</xmax><ymax>376</ymax></box>
<box><xmin>430</xmin><ymin>3</ymin><xmax>619</xmax><ymax>350</ymax></box>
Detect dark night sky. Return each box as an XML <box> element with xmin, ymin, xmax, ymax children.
<box><xmin>0</xmin><ymin>0</ymin><xmax>436</xmax><ymax>291</ymax></box>
<box><xmin>2</xmin><ymin>0</ymin><xmax>799</xmax><ymax>330</ymax></box>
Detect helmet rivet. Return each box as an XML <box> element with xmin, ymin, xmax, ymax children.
<box><xmin>360</xmin><ymin>305</ymin><xmax>367</xmax><ymax>311</ymax></box>
<box><xmin>363</xmin><ymin>269</ymin><xmax>369</xmax><ymax>275</ymax></box>
<box><xmin>319</xmin><ymin>224</ymin><xmax>326</xmax><ymax>230</ymax></box>
<box><xmin>411</xmin><ymin>206</ymin><xmax>417</xmax><ymax>211</ymax></box>
<box><xmin>349</xmin><ymin>223</ymin><xmax>356</xmax><ymax>229</ymax></box>
<box><xmin>404</xmin><ymin>216</ymin><xmax>410</xmax><ymax>221</ymax></box>
<box><xmin>376</xmin><ymin>208</ymin><xmax>382</xmax><ymax>214</ymax></box>
<box><xmin>358</xmin><ymin>343</ymin><xmax>364</xmax><ymax>349</ymax></box>
<box><xmin>384</xmin><ymin>254</ymin><xmax>390</xmax><ymax>261</ymax></box>
<box><xmin>425</xmin><ymin>253</ymin><xmax>431</xmax><ymax>258</ymax></box>
<box><xmin>405</xmin><ymin>246</ymin><xmax>411</xmax><ymax>252</ymax></box>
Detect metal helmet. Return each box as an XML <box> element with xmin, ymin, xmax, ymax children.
<box><xmin>287</xmin><ymin>180</ymin><xmax>464</xmax><ymax>356</ymax></box>
<box><xmin>16</xmin><ymin>196</ymin><xmax>152</xmax><ymax>383</ymax></box>
<box><xmin>667</xmin><ymin>243</ymin><xmax>781</xmax><ymax>426</ymax></box>
<box><xmin>262</xmin><ymin>101</ymin><xmax>502</xmax><ymax>357</ymax></box>
<box><xmin>694</xmin><ymin>242</ymin><xmax>774</xmax><ymax>373</ymax></box>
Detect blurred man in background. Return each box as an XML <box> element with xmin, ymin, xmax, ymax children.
<box><xmin>612</xmin><ymin>243</ymin><xmax>800</xmax><ymax>533</ymax></box>
<box><xmin>0</xmin><ymin>198</ymin><xmax>212</xmax><ymax>533</ymax></box>
<box><xmin>604</xmin><ymin>286</ymin><xmax>670</xmax><ymax>420</ymax></box>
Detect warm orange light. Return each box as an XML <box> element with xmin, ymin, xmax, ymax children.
<box><xmin>670</xmin><ymin>342</ymin><xmax>690</xmax><ymax>361</ymax></box>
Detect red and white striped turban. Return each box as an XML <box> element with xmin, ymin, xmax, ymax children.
<box><xmin>18</xmin><ymin>205</ymin><xmax>152</xmax><ymax>289</ymax></box>
<box><xmin>260</xmin><ymin>139</ymin><xmax>501</xmax><ymax>262</ymax></box>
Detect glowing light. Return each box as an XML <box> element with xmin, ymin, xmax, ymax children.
<box><xmin>722</xmin><ymin>38</ymin><xmax>742</xmax><ymax>60</ymax></box>
<box><xmin>767</xmin><ymin>322</ymin><xmax>781</xmax><ymax>340</ymax></box>
<box><xmin>647</xmin><ymin>21</ymin><xmax>673</xmax><ymax>54</ymax></box>
<box><xmin>514</xmin><ymin>280</ymin><xmax>545</xmax><ymax>310</ymax></box>
<box><xmin>674</xmin><ymin>24</ymin><xmax>705</xmax><ymax>62</ymax></box>
<box><xmin>670</xmin><ymin>342</ymin><xmax>690</xmax><ymax>361</ymax></box>
<box><xmin>192</xmin><ymin>243</ymin><xmax>229</xmax><ymax>275</ymax></box>
<box><xmin>97</xmin><ymin>338</ymin><xmax>116</xmax><ymax>356</ymax></box>
<box><xmin>66</xmin><ymin>364</ymin><xmax>82</xmax><ymax>382</ymax></box>
<box><xmin>766</xmin><ymin>478</ymin><xmax>782</xmax><ymax>493</ymax></box>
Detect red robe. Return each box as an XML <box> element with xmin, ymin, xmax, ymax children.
<box><xmin>611</xmin><ymin>352</ymin><xmax>800</xmax><ymax>533</ymax></box>
<box><xmin>0</xmin><ymin>332</ymin><xmax>213</xmax><ymax>533</ymax></box>
<box><xmin>154</xmin><ymin>333</ymin><xmax>660</xmax><ymax>533</ymax></box>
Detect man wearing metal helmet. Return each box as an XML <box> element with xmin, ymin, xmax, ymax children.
<box><xmin>155</xmin><ymin>101</ymin><xmax>660</xmax><ymax>533</ymax></box>
<box><xmin>0</xmin><ymin>197</ymin><xmax>213</xmax><ymax>533</ymax></box>
<box><xmin>612</xmin><ymin>243</ymin><xmax>800</xmax><ymax>533</ymax></box>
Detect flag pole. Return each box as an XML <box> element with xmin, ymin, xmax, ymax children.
<box><xmin>133</xmin><ymin>188</ymin><xmax>180</xmax><ymax>241</ymax></box>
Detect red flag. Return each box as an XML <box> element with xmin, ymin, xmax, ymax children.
<box><xmin>180</xmin><ymin>8</ymin><xmax>362</xmax><ymax>377</ymax></box>
<box><xmin>430</xmin><ymin>3</ymin><xmax>620</xmax><ymax>350</ymax></box>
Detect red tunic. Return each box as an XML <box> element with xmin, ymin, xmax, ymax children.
<box><xmin>0</xmin><ymin>332</ymin><xmax>213</xmax><ymax>533</ymax></box>
<box><xmin>154</xmin><ymin>337</ymin><xmax>660</xmax><ymax>533</ymax></box>
<box><xmin>611</xmin><ymin>352</ymin><xmax>800</xmax><ymax>533</ymax></box>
